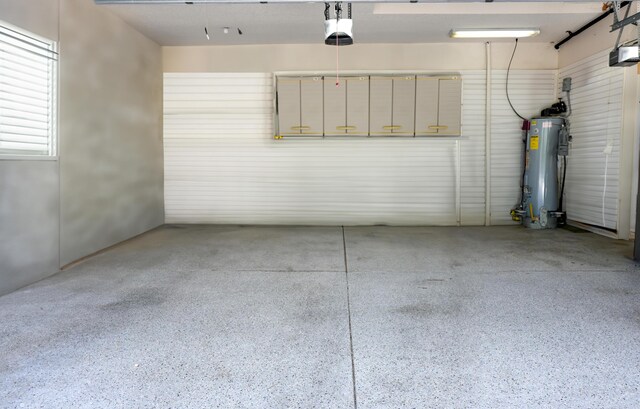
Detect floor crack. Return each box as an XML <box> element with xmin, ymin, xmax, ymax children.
<box><xmin>342</xmin><ymin>226</ymin><xmax>358</xmax><ymax>409</ymax></box>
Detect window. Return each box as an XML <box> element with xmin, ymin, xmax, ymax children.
<box><xmin>0</xmin><ymin>22</ymin><xmax>58</xmax><ymax>156</ymax></box>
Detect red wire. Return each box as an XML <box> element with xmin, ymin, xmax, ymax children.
<box><xmin>336</xmin><ymin>36</ymin><xmax>339</xmax><ymax>87</ymax></box>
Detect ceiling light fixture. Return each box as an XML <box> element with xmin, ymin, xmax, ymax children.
<box><xmin>450</xmin><ymin>28</ymin><xmax>540</xmax><ymax>39</ymax></box>
<box><xmin>223</xmin><ymin>27</ymin><xmax>229</xmax><ymax>34</ymax></box>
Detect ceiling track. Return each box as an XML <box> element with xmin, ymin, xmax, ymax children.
<box><xmin>554</xmin><ymin>1</ymin><xmax>631</xmax><ymax>50</ymax></box>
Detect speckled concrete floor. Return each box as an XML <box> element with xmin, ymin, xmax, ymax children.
<box><xmin>1</xmin><ymin>225</ymin><xmax>640</xmax><ymax>408</ymax></box>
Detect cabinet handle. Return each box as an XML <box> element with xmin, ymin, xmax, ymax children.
<box><xmin>291</xmin><ymin>125</ymin><xmax>311</xmax><ymax>130</ymax></box>
<box><xmin>428</xmin><ymin>125</ymin><xmax>448</xmax><ymax>130</ymax></box>
<box><xmin>383</xmin><ymin>125</ymin><xmax>402</xmax><ymax>130</ymax></box>
<box><xmin>336</xmin><ymin>126</ymin><xmax>357</xmax><ymax>130</ymax></box>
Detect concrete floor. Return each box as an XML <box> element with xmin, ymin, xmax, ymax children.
<box><xmin>1</xmin><ymin>225</ymin><xmax>640</xmax><ymax>408</ymax></box>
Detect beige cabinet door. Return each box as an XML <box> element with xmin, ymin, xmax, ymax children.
<box><xmin>277</xmin><ymin>78</ymin><xmax>301</xmax><ymax>136</ymax></box>
<box><xmin>369</xmin><ymin>77</ymin><xmax>393</xmax><ymax>135</ymax></box>
<box><xmin>415</xmin><ymin>77</ymin><xmax>462</xmax><ymax>136</ymax></box>
<box><xmin>391</xmin><ymin>76</ymin><xmax>416</xmax><ymax>136</ymax></box>
<box><xmin>324</xmin><ymin>77</ymin><xmax>347</xmax><ymax>135</ymax></box>
<box><xmin>437</xmin><ymin>78</ymin><xmax>462</xmax><ymax>136</ymax></box>
<box><xmin>415</xmin><ymin>77</ymin><xmax>440</xmax><ymax>136</ymax></box>
<box><xmin>300</xmin><ymin>77</ymin><xmax>324</xmax><ymax>136</ymax></box>
<box><xmin>345</xmin><ymin>76</ymin><xmax>369</xmax><ymax>136</ymax></box>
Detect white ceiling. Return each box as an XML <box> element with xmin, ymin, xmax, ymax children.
<box><xmin>100</xmin><ymin>1</ymin><xmax>606</xmax><ymax>46</ymax></box>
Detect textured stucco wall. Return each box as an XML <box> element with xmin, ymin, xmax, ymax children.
<box><xmin>0</xmin><ymin>161</ymin><xmax>60</xmax><ymax>295</ymax></box>
<box><xmin>0</xmin><ymin>0</ymin><xmax>61</xmax><ymax>296</ymax></box>
<box><xmin>0</xmin><ymin>0</ymin><xmax>164</xmax><ymax>295</ymax></box>
<box><xmin>59</xmin><ymin>0</ymin><xmax>164</xmax><ymax>266</ymax></box>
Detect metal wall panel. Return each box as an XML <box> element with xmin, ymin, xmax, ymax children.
<box><xmin>164</xmin><ymin>71</ymin><xmax>555</xmax><ymax>226</ymax></box>
<box><xmin>164</xmin><ymin>72</ymin><xmax>490</xmax><ymax>225</ymax></box>
<box><xmin>558</xmin><ymin>49</ymin><xmax>624</xmax><ymax>230</ymax></box>
<box><xmin>459</xmin><ymin>71</ymin><xmax>487</xmax><ymax>225</ymax></box>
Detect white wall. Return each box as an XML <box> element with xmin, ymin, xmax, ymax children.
<box><xmin>164</xmin><ymin>42</ymin><xmax>558</xmax><ymax>72</ymax></box>
<box><xmin>0</xmin><ymin>0</ymin><xmax>164</xmax><ymax>295</ymax></box>
<box><xmin>164</xmin><ymin>72</ymin><xmax>487</xmax><ymax>225</ymax></box>
<box><xmin>164</xmin><ymin>33</ymin><xmax>639</xmax><ymax>232</ymax></box>
<box><xmin>163</xmin><ymin>43</ymin><xmax>558</xmax><ymax>226</ymax></box>
<box><xmin>0</xmin><ymin>0</ymin><xmax>60</xmax><ymax>41</ymax></box>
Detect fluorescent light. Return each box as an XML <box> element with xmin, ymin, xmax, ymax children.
<box><xmin>450</xmin><ymin>29</ymin><xmax>540</xmax><ymax>39</ymax></box>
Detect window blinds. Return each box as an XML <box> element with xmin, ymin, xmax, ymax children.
<box><xmin>0</xmin><ymin>23</ymin><xmax>57</xmax><ymax>156</ymax></box>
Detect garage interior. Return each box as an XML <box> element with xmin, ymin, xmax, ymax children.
<box><xmin>2</xmin><ymin>0</ymin><xmax>640</xmax><ymax>407</ymax></box>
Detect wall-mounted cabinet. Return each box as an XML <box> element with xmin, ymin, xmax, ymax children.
<box><xmin>277</xmin><ymin>76</ymin><xmax>323</xmax><ymax>136</ymax></box>
<box><xmin>415</xmin><ymin>77</ymin><xmax>462</xmax><ymax>136</ymax></box>
<box><xmin>324</xmin><ymin>76</ymin><xmax>369</xmax><ymax>136</ymax></box>
<box><xmin>369</xmin><ymin>76</ymin><xmax>416</xmax><ymax>136</ymax></box>
<box><xmin>275</xmin><ymin>74</ymin><xmax>461</xmax><ymax>138</ymax></box>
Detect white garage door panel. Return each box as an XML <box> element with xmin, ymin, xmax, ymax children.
<box><xmin>559</xmin><ymin>49</ymin><xmax>623</xmax><ymax>230</ymax></box>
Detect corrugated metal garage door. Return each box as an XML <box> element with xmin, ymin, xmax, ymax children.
<box><xmin>558</xmin><ymin>49</ymin><xmax>624</xmax><ymax>230</ymax></box>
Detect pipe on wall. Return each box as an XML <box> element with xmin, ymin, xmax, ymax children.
<box><xmin>485</xmin><ymin>41</ymin><xmax>492</xmax><ymax>226</ymax></box>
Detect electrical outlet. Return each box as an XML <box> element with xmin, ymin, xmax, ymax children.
<box><xmin>562</xmin><ymin>77</ymin><xmax>572</xmax><ymax>92</ymax></box>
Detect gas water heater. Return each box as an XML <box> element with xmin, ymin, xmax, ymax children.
<box><xmin>521</xmin><ymin>117</ymin><xmax>569</xmax><ymax>229</ymax></box>
<box><xmin>511</xmin><ymin>77</ymin><xmax>572</xmax><ymax>229</ymax></box>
